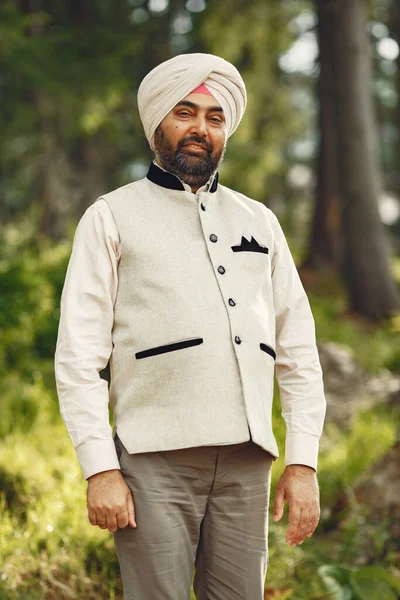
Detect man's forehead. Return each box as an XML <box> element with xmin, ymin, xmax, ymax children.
<box><xmin>174</xmin><ymin>92</ymin><xmax>223</xmax><ymax>111</ymax></box>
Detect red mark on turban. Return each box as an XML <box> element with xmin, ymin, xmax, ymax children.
<box><xmin>190</xmin><ymin>83</ymin><xmax>214</xmax><ymax>96</ymax></box>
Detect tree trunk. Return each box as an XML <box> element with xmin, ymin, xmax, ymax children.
<box><xmin>331</xmin><ymin>0</ymin><xmax>400</xmax><ymax>320</ymax></box>
<box><xmin>303</xmin><ymin>0</ymin><xmax>341</xmax><ymax>271</ymax></box>
<box><xmin>389</xmin><ymin>0</ymin><xmax>400</xmax><ymax>194</ymax></box>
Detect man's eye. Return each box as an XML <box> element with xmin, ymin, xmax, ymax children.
<box><xmin>178</xmin><ymin>111</ymin><xmax>191</xmax><ymax>117</ymax></box>
<box><xmin>210</xmin><ymin>117</ymin><xmax>222</xmax><ymax>123</ymax></box>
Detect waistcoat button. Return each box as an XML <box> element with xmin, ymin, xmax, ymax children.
<box><xmin>228</xmin><ymin>298</ymin><xmax>236</xmax><ymax>306</ymax></box>
<box><xmin>235</xmin><ymin>336</ymin><xmax>241</xmax><ymax>344</ymax></box>
<box><xmin>217</xmin><ymin>265</ymin><xmax>225</xmax><ymax>274</ymax></box>
<box><xmin>201</xmin><ymin>203</ymin><xmax>206</xmax><ymax>211</ymax></box>
<box><xmin>210</xmin><ymin>234</ymin><xmax>218</xmax><ymax>243</ymax></box>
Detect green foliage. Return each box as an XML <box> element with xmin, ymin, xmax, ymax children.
<box><xmin>384</xmin><ymin>343</ymin><xmax>400</xmax><ymax>372</ymax></box>
<box><xmin>0</xmin><ymin>225</ymin><xmax>70</xmax><ymax>437</ymax></box>
<box><xmin>314</xmin><ymin>407</ymin><xmax>396</xmax><ymax>513</ymax></box>
<box><xmin>0</xmin><ymin>422</ymin><xmax>122</xmax><ymax>600</ymax></box>
<box><xmin>318</xmin><ymin>564</ymin><xmax>400</xmax><ymax>600</ymax></box>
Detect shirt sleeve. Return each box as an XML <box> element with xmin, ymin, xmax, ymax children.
<box><xmin>268</xmin><ymin>209</ymin><xmax>326</xmax><ymax>471</ymax></box>
<box><xmin>54</xmin><ymin>198</ymin><xmax>121</xmax><ymax>480</ymax></box>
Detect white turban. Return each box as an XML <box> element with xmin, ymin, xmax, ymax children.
<box><xmin>137</xmin><ymin>53</ymin><xmax>247</xmax><ymax>151</ymax></box>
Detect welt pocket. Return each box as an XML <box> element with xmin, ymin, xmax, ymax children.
<box><xmin>233</xmin><ymin>247</ymin><xmax>269</xmax><ymax>255</ymax></box>
<box><xmin>260</xmin><ymin>343</ymin><xmax>276</xmax><ymax>361</ymax></box>
<box><xmin>135</xmin><ymin>337</ymin><xmax>203</xmax><ymax>359</ymax></box>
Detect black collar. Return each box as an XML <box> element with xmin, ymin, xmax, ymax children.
<box><xmin>146</xmin><ymin>162</ymin><xmax>219</xmax><ymax>193</ymax></box>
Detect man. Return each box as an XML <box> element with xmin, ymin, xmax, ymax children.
<box><xmin>55</xmin><ymin>53</ymin><xmax>326</xmax><ymax>600</ymax></box>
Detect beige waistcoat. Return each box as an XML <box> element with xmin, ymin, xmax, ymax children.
<box><xmin>97</xmin><ymin>164</ymin><xmax>325</xmax><ymax>468</ymax></box>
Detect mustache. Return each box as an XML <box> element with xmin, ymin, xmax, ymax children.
<box><xmin>177</xmin><ymin>135</ymin><xmax>213</xmax><ymax>154</ymax></box>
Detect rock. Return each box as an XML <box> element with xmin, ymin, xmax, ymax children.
<box><xmin>387</xmin><ymin>388</ymin><xmax>400</xmax><ymax>413</ymax></box>
<box><xmin>317</xmin><ymin>341</ymin><xmax>400</xmax><ymax>428</ymax></box>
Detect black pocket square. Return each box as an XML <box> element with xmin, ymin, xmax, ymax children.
<box><xmin>231</xmin><ymin>236</ymin><xmax>269</xmax><ymax>254</ymax></box>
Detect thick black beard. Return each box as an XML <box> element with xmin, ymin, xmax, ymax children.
<box><xmin>153</xmin><ymin>125</ymin><xmax>225</xmax><ymax>189</ymax></box>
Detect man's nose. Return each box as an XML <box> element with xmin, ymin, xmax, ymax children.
<box><xmin>189</xmin><ymin>114</ymin><xmax>208</xmax><ymax>137</ymax></box>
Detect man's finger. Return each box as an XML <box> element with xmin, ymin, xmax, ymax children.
<box><xmin>273</xmin><ymin>485</ymin><xmax>285</xmax><ymax>522</ymax></box>
<box><xmin>304</xmin><ymin>508</ymin><xmax>317</xmax><ymax>537</ymax></box>
<box><xmin>127</xmin><ymin>491</ymin><xmax>137</xmax><ymax>528</ymax></box>
<box><xmin>116</xmin><ymin>510</ymin><xmax>129</xmax><ymax>529</ymax></box>
<box><xmin>307</xmin><ymin>513</ymin><xmax>320</xmax><ymax>537</ymax></box>
<box><xmin>106</xmin><ymin>515</ymin><xmax>118</xmax><ymax>533</ymax></box>
<box><xmin>96</xmin><ymin>514</ymin><xmax>108</xmax><ymax>530</ymax></box>
<box><xmin>88</xmin><ymin>509</ymin><xmax>97</xmax><ymax>526</ymax></box>
<box><xmin>286</xmin><ymin>506</ymin><xmax>301</xmax><ymax>545</ymax></box>
<box><xmin>293</xmin><ymin>508</ymin><xmax>311</xmax><ymax>544</ymax></box>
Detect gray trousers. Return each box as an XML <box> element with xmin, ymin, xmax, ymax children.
<box><xmin>113</xmin><ymin>434</ymin><xmax>273</xmax><ymax>600</ymax></box>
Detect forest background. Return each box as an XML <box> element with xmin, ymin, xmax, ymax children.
<box><xmin>1</xmin><ymin>0</ymin><xmax>400</xmax><ymax>599</ymax></box>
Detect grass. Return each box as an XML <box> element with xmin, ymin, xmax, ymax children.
<box><xmin>0</xmin><ymin>419</ymin><xmax>121</xmax><ymax>600</ymax></box>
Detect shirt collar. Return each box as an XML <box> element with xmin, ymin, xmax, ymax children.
<box><xmin>146</xmin><ymin>160</ymin><xmax>219</xmax><ymax>194</ymax></box>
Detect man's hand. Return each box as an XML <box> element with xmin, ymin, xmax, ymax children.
<box><xmin>87</xmin><ymin>469</ymin><xmax>137</xmax><ymax>533</ymax></box>
<box><xmin>272</xmin><ymin>464</ymin><xmax>320</xmax><ymax>547</ymax></box>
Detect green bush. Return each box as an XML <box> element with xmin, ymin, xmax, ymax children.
<box><xmin>318</xmin><ymin>564</ymin><xmax>400</xmax><ymax>600</ymax></box>
<box><xmin>0</xmin><ymin>227</ymin><xmax>71</xmax><ymax>437</ymax></box>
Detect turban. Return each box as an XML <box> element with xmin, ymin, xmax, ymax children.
<box><xmin>137</xmin><ymin>53</ymin><xmax>247</xmax><ymax>151</ymax></box>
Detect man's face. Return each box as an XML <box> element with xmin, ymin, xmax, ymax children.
<box><xmin>153</xmin><ymin>92</ymin><xmax>228</xmax><ymax>191</ymax></box>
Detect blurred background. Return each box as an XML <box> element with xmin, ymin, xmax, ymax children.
<box><xmin>1</xmin><ymin>0</ymin><xmax>400</xmax><ymax>598</ymax></box>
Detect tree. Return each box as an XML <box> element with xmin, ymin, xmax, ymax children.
<box><xmin>389</xmin><ymin>0</ymin><xmax>400</xmax><ymax>192</ymax></box>
<box><xmin>311</xmin><ymin>0</ymin><xmax>400</xmax><ymax>320</ymax></box>
<box><xmin>303</xmin><ymin>0</ymin><xmax>341</xmax><ymax>271</ymax></box>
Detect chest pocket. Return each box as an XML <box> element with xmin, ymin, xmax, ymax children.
<box><xmin>230</xmin><ymin>234</ymin><xmax>271</xmax><ymax>286</ymax></box>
